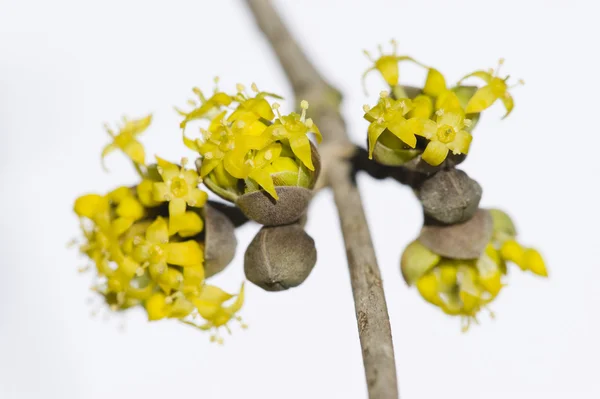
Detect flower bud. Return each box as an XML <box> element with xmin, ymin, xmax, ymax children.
<box><xmin>244</xmin><ymin>224</ymin><xmax>317</xmax><ymax>291</ymax></box>
<box><xmin>236</xmin><ymin>186</ymin><xmax>312</xmax><ymax>226</ymax></box>
<box><xmin>418</xmin><ymin>208</ymin><xmax>493</xmax><ymax>259</ymax></box>
<box><xmin>400</xmin><ymin>240</ymin><xmax>440</xmax><ymax>286</ymax></box>
<box><xmin>418</xmin><ymin>169</ymin><xmax>482</xmax><ymax>225</ymax></box>
<box><xmin>203</xmin><ymin>204</ymin><xmax>237</xmax><ymax>278</ymax></box>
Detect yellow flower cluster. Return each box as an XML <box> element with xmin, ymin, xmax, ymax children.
<box><xmin>74</xmin><ymin>115</ymin><xmax>244</xmax><ymax>342</ymax></box>
<box><xmin>363</xmin><ymin>41</ymin><xmax>523</xmax><ymax>167</ymax></box>
<box><xmin>179</xmin><ymin>82</ymin><xmax>321</xmax><ymax>200</ymax></box>
<box><xmin>401</xmin><ymin>209</ymin><xmax>547</xmax><ymax>331</ymax></box>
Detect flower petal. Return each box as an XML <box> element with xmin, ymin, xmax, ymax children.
<box><xmin>289</xmin><ymin>134</ymin><xmax>314</xmax><ymax>170</ymax></box>
<box><xmin>447</xmin><ymin>130</ymin><xmax>473</xmax><ymax>155</ymax></box>
<box><xmin>169</xmin><ymin>198</ymin><xmax>187</xmax><ymax>218</ymax></box>
<box><xmin>459</xmin><ymin>70</ymin><xmax>493</xmax><ymax>84</ymax></box>
<box><xmin>116</xmin><ymin>196</ymin><xmax>144</xmax><ymax>221</ymax></box>
<box><xmin>501</xmin><ymin>93</ymin><xmax>514</xmax><ymax>119</ymax></box>
<box><xmin>166</xmin><ymin>240</ymin><xmax>204</xmax><ymax>266</ymax></box>
<box><xmin>152</xmin><ymin>182</ymin><xmax>169</xmax><ymax>202</ymax></box>
<box><xmin>423</xmin><ymin>68</ymin><xmax>447</xmax><ymax>97</ymax></box>
<box><xmin>375</xmin><ymin>56</ymin><xmax>399</xmax><ymax>86</ymax></box>
<box><xmin>186</xmin><ymin>188</ymin><xmax>208</xmax><ymax>208</ymax></box>
<box><xmin>367</xmin><ymin>122</ymin><xmax>387</xmax><ymax>158</ymax></box>
<box><xmin>74</xmin><ymin>194</ymin><xmax>109</xmax><ymax>219</ymax></box>
<box><xmin>465</xmin><ymin>85</ymin><xmax>497</xmax><ymax>114</ymax></box>
<box><xmin>523</xmin><ymin>248</ymin><xmax>548</xmax><ymax>277</ymax></box>
<box><xmin>169</xmin><ymin>211</ymin><xmax>204</xmax><ymax>237</ymax></box>
<box><xmin>387</xmin><ymin>117</ymin><xmax>419</xmax><ymax>148</ymax></box>
<box><xmin>123</xmin><ymin>139</ymin><xmax>146</xmax><ymax>165</ymax></box>
<box><xmin>249</xmin><ymin>168</ymin><xmax>278</xmax><ymax>200</ymax></box>
<box><xmin>146</xmin><ymin>217</ymin><xmax>169</xmax><ymax>243</ymax></box>
<box><xmin>416</xmin><ymin>272</ymin><xmax>443</xmax><ymax>306</ymax></box>
<box><xmin>146</xmin><ymin>292</ymin><xmax>171</xmax><ymax>321</ymax></box>
<box><xmin>421</xmin><ymin>141</ymin><xmax>449</xmax><ymax>166</ymax></box>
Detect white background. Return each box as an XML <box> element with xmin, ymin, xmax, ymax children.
<box><xmin>1</xmin><ymin>0</ymin><xmax>598</xmax><ymax>398</ymax></box>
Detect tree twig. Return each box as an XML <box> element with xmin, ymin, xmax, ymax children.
<box><xmin>243</xmin><ymin>1</ymin><xmax>399</xmax><ymax>398</ymax></box>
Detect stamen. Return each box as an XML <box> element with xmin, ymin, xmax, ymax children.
<box><xmin>390</xmin><ymin>39</ymin><xmax>397</xmax><ymax>54</ymax></box>
<box><xmin>379</xmin><ymin>90</ymin><xmax>389</xmax><ymax>98</ymax></box>
<box><xmin>264</xmin><ymin>150</ymin><xmax>273</xmax><ymax>161</ymax></box>
<box><xmin>495</xmin><ymin>58</ymin><xmax>505</xmax><ymax>76</ymax></box>
<box><xmin>272</xmin><ymin>102</ymin><xmax>282</xmax><ymax>119</ymax></box>
<box><xmin>363</xmin><ymin>104</ymin><xmax>371</xmax><ymax>113</ymax></box>
<box><xmin>204</xmin><ymin>152</ymin><xmax>213</xmax><ymax>159</ymax></box>
<box><xmin>363</xmin><ymin>49</ymin><xmax>375</xmax><ymax>62</ymax></box>
<box><xmin>300</xmin><ymin>100</ymin><xmax>308</xmax><ymax>122</ymax></box>
<box><xmin>251</xmin><ymin>82</ymin><xmax>259</xmax><ymax>93</ymax></box>
<box><xmin>236</xmin><ymin>83</ymin><xmax>245</xmax><ymax>93</ymax></box>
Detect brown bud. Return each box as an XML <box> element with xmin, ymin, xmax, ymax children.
<box><xmin>418</xmin><ymin>169</ymin><xmax>482</xmax><ymax>224</ymax></box>
<box><xmin>418</xmin><ymin>208</ymin><xmax>492</xmax><ymax>259</ymax></box>
<box><xmin>236</xmin><ymin>186</ymin><xmax>312</xmax><ymax>226</ymax></box>
<box><xmin>203</xmin><ymin>204</ymin><xmax>237</xmax><ymax>278</ymax></box>
<box><xmin>244</xmin><ymin>224</ymin><xmax>317</xmax><ymax>291</ymax></box>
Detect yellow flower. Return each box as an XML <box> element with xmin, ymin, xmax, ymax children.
<box><xmin>267</xmin><ymin>100</ymin><xmax>322</xmax><ymax>171</ymax></box>
<box><xmin>131</xmin><ymin>217</ymin><xmax>205</xmax><ymax>293</ymax></box>
<box><xmin>177</xmin><ymin>85</ymin><xmax>233</xmax><ymax>129</ymax></box>
<box><xmin>153</xmin><ymin>157</ymin><xmax>207</xmax><ymax>236</ymax></box>
<box><xmin>102</xmin><ymin>114</ymin><xmax>152</xmax><ymax>167</ymax></box>
<box><xmin>228</xmin><ymin>82</ymin><xmax>282</xmax><ymax>121</ymax></box>
<box><xmin>362</xmin><ymin>40</ymin><xmax>422</xmax><ymax>93</ymax></box>
<box><xmin>364</xmin><ymin>91</ymin><xmax>421</xmax><ymax>158</ymax></box>
<box><xmin>187</xmin><ymin>283</ymin><xmax>246</xmax><ymax>341</ymax></box>
<box><xmin>459</xmin><ymin>58</ymin><xmax>523</xmax><ymax>118</ymax></box>
<box><xmin>418</xmin><ymin>110</ymin><xmax>473</xmax><ymax>166</ymax></box>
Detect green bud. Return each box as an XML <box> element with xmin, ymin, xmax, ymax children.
<box><xmin>400</xmin><ymin>240</ymin><xmax>441</xmax><ymax>286</ymax></box>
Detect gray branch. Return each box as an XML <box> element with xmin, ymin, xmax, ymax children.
<box><xmin>244</xmin><ymin>1</ymin><xmax>399</xmax><ymax>398</ymax></box>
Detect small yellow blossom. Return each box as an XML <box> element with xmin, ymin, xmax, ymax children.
<box><xmin>177</xmin><ymin>87</ymin><xmax>233</xmax><ymax>129</ymax></box>
<box><xmin>153</xmin><ymin>157</ymin><xmax>207</xmax><ymax>236</ymax></box>
<box><xmin>459</xmin><ymin>58</ymin><xmax>523</xmax><ymax>118</ymax></box>
<box><xmin>189</xmin><ymin>284</ymin><xmax>245</xmax><ymax>333</ymax></box>
<box><xmin>364</xmin><ymin>92</ymin><xmax>421</xmax><ymax>157</ymax></box>
<box><xmin>418</xmin><ymin>111</ymin><xmax>473</xmax><ymax>166</ymax></box>
<box><xmin>102</xmin><ymin>114</ymin><xmax>152</xmax><ymax>167</ymax></box>
<box><xmin>267</xmin><ymin>100</ymin><xmax>322</xmax><ymax>171</ymax></box>
<box><xmin>362</xmin><ymin>40</ymin><xmax>422</xmax><ymax>93</ymax></box>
